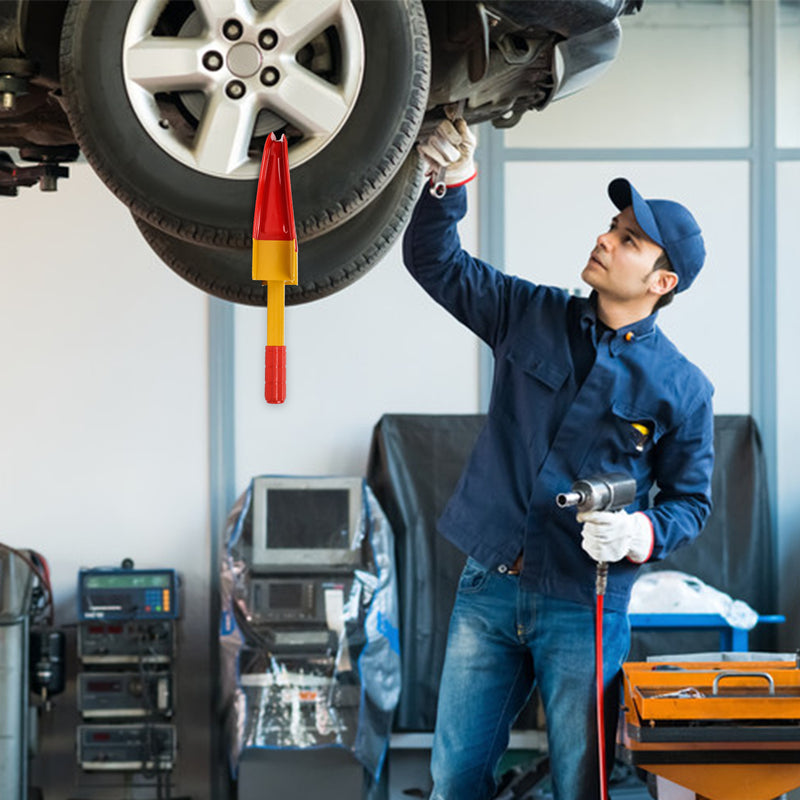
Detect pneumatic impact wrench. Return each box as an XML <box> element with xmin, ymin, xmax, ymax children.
<box><xmin>556</xmin><ymin>471</ymin><xmax>637</xmax><ymax>594</ymax></box>
<box><xmin>556</xmin><ymin>472</ymin><xmax>636</xmax><ymax>800</ymax></box>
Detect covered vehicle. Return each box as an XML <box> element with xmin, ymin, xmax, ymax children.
<box><xmin>0</xmin><ymin>0</ymin><xmax>641</xmax><ymax>305</ymax></box>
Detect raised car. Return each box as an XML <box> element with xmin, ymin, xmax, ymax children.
<box><xmin>0</xmin><ymin>0</ymin><xmax>641</xmax><ymax>304</ymax></box>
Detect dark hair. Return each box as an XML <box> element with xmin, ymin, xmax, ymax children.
<box><xmin>652</xmin><ymin>251</ymin><xmax>676</xmax><ymax>311</ymax></box>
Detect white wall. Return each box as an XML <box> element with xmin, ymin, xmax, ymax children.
<box><xmin>233</xmin><ymin>182</ymin><xmax>481</xmax><ymax>488</ymax></box>
<box><xmin>776</xmin><ymin>162</ymin><xmax>800</xmax><ymax>648</ymax></box>
<box><xmin>0</xmin><ymin>160</ymin><xmax>481</xmax><ymax>799</ymax></box>
<box><xmin>1</xmin><ymin>160</ymin><xmax>209</xmax><ymax>600</ymax></box>
<box><xmin>1</xmin><ymin>161</ymin><xmax>210</xmax><ymax>798</ymax></box>
<box><xmin>778</xmin><ymin>0</ymin><xmax>800</xmax><ymax>147</ymax></box>
<box><xmin>507</xmin><ymin>1</ymin><xmax>751</xmax><ymax>150</ymax></box>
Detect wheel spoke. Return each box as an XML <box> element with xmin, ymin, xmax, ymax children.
<box><xmin>121</xmin><ymin>0</ymin><xmax>366</xmax><ymax>178</ymax></box>
<box><xmin>126</xmin><ymin>38</ymin><xmax>209</xmax><ymax>93</ymax></box>
<box><xmin>194</xmin><ymin>0</ymin><xmax>246</xmax><ymax>26</ymax></box>
<box><xmin>269</xmin><ymin>64</ymin><xmax>350</xmax><ymax>137</ymax></box>
<box><xmin>267</xmin><ymin>0</ymin><xmax>348</xmax><ymax>48</ymax></box>
<box><xmin>193</xmin><ymin>94</ymin><xmax>258</xmax><ymax>174</ymax></box>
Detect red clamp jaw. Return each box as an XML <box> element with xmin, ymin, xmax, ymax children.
<box><xmin>264</xmin><ymin>345</ymin><xmax>286</xmax><ymax>405</ymax></box>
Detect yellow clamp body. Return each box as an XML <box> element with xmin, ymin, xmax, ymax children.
<box><xmin>252</xmin><ymin>239</ymin><xmax>298</xmax><ymax>284</ymax></box>
<box><xmin>252</xmin><ymin>240</ymin><xmax>298</xmax><ymax>348</ymax></box>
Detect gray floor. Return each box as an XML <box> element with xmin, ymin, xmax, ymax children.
<box><xmin>385</xmin><ymin>751</ymin><xmax>651</xmax><ymax>800</ymax></box>
<box><xmin>386</xmin><ymin>751</ymin><xmax>800</xmax><ymax>800</ymax></box>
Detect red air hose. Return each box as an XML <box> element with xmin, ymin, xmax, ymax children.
<box><xmin>595</xmin><ymin>590</ymin><xmax>608</xmax><ymax>800</ymax></box>
<box><xmin>595</xmin><ymin>560</ymin><xmax>609</xmax><ymax>800</ymax></box>
<box><xmin>554</xmin><ymin>475</ymin><xmax>637</xmax><ymax>799</ymax></box>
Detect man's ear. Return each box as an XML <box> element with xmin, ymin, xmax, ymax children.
<box><xmin>650</xmin><ymin>269</ymin><xmax>679</xmax><ymax>297</ymax></box>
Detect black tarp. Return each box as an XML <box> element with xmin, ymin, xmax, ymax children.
<box><xmin>631</xmin><ymin>414</ymin><xmax>778</xmax><ymax>659</ymax></box>
<box><xmin>366</xmin><ymin>413</ymin><xmax>777</xmax><ymax>732</ymax></box>
<box><xmin>366</xmin><ymin>414</ymin><xmax>487</xmax><ymax>731</ymax></box>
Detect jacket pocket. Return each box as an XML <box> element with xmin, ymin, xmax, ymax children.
<box><xmin>574</xmin><ymin>401</ymin><xmax>663</xmax><ymax>482</ymax></box>
<box><xmin>610</xmin><ymin>401</ymin><xmax>662</xmax><ymax>455</ymax></box>
<box><xmin>506</xmin><ymin>346</ymin><xmax>570</xmax><ymax>392</ymax></box>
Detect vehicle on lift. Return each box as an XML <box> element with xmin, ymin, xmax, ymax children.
<box><xmin>0</xmin><ymin>0</ymin><xmax>641</xmax><ymax>305</ymax></box>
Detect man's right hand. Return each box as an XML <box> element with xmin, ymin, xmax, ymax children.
<box><xmin>418</xmin><ymin>118</ymin><xmax>477</xmax><ymax>189</ymax></box>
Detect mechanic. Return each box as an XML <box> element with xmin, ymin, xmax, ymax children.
<box><xmin>402</xmin><ymin>118</ymin><xmax>715</xmax><ymax>800</ymax></box>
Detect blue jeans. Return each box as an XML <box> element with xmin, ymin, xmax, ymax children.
<box><xmin>430</xmin><ymin>558</ymin><xmax>630</xmax><ymax>800</ymax></box>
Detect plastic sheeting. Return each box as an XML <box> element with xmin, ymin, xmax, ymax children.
<box><xmin>366</xmin><ymin>414</ymin><xmax>482</xmax><ymax>732</ymax></box>
<box><xmin>629</xmin><ymin>570</ymin><xmax>759</xmax><ymax>629</ymax></box>
<box><xmin>366</xmin><ymin>413</ymin><xmax>777</xmax><ymax>731</ymax></box>
<box><xmin>218</xmin><ymin>477</ymin><xmax>400</xmax><ymax>780</ymax></box>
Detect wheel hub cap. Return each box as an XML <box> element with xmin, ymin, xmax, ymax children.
<box><xmin>227</xmin><ymin>42</ymin><xmax>261</xmax><ymax>78</ymax></box>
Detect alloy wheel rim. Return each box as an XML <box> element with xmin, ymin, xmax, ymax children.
<box><xmin>122</xmin><ymin>0</ymin><xmax>365</xmax><ymax>179</ymax></box>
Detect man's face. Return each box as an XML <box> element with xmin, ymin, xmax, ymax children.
<box><xmin>582</xmin><ymin>205</ymin><xmax>667</xmax><ymax>304</ymax></box>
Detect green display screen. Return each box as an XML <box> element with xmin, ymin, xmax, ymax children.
<box><xmin>84</xmin><ymin>572</ymin><xmax>171</xmax><ymax>590</ymax></box>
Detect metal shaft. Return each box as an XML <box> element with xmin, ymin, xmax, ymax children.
<box><xmin>555</xmin><ymin>472</ymin><xmax>636</xmax><ymax>514</ymax></box>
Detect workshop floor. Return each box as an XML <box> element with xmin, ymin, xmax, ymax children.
<box><xmin>387</xmin><ymin>756</ymin><xmax>800</xmax><ymax>800</ymax></box>
<box><xmin>386</xmin><ymin>753</ymin><xmax>651</xmax><ymax>799</ymax></box>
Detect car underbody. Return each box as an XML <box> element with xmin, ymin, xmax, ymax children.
<box><xmin>0</xmin><ymin>0</ymin><xmax>641</xmax><ymax>301</ymax></box>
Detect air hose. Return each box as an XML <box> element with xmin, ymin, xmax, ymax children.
<box><xmin>556</xmin><ymin>473</ymin><xmax>637</xmax><ymax>800</ymax></box>
<box><xmin>595</xmin><ymin>562</ymin><xmax>609</xmax><ymax>800</ymax></box>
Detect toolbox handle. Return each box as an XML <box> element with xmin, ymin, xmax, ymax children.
<box><xmin>712</xmin><ymin>670</ymin><xmax>775</xmax><ymax>696</ymax></box>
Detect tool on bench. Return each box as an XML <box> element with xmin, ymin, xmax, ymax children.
<box><xmin>557</xmin><ymin>472</ymin><xmax>637</xmax><ymax>800</ymax></box>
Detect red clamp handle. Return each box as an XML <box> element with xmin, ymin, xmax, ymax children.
<box><xmin>265</xmin><ymin>345</ymin><xmax>286</xmax><ymax>404</ymax></box>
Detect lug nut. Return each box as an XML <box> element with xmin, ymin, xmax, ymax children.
<box><xmin>203</xmin><ymin>51</ymin><xmax>223</xmax><ymax>71</ymax></box>
<box><xmin>223</xmin><ymin>19</ymin><xmax>243</xmax><ymax>40</ymax></box>
<box><xmin>260</xmin><ymin>67</ymin><xmax>280</xmax><ymax>87</ymax></box>
<box><xmin>225</xmin><ymin>80</ymin><xmax>246</xmax><ymax>99</ymax></box>
<box><xmin>259</xmin><ymin>29</ymin><xmax>278</xmax><ymax>50</ymax></box>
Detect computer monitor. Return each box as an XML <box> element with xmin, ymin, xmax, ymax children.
<box><xmin>250</xmin><ymin>476</ymin><xmax>364</xmax><ymax>572</ymax></box>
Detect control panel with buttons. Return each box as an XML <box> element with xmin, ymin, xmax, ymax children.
<box><xmin>78</xmin><ymin>568</ymin><xmax>179</xmax><ymax>621</ymax></box>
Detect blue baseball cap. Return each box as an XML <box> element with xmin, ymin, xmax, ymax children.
<box><xmin>608</xmin><ymin>178</ymin><xmax>705</xmax><ymax>293</ymax></box>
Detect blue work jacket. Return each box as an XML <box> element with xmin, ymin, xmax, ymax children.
<box><xmin>402</xmin><ymin>186</ymin><xmax>715</xmax><ymax>612</ymax></box>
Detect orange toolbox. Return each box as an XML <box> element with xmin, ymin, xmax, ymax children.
<box><xmin>619</xmin><ymin>657</ymin><xmax>800</xmax><ymax>800</ymax></box>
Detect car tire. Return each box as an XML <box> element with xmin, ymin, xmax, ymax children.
<box><xmin>59</xmin><ymin>0</ymin><xmax>430</xmax><ymax>248</ymax></box>
<box><xmin>132</xmin><ymin>152</ymin><xmax>426</xmax><ymax>306</ymax></box>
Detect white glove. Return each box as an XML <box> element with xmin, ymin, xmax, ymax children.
<box><xmin>577</xmin><ymin>510</ymin><xmax>654</xmax><ymax>564</ymax></box>
<box><xmin>417</xmin><ymin>118</ymin><xmax>477</xmax><ymax>188</ymax></box>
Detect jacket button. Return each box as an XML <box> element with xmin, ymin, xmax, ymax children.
<box><xmin>497</xmin><ymin>564</ymin><xmax>508</xmax><ymax>574</ymax></box>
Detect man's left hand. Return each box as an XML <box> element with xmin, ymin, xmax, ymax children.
<box><xmin>417</xmin><ymin>118</ymin><xmax>477</xmax><ymax>188</ymax></box>
<box><xmin>577</xmin><ymin>510</ymin><xmax>654</xmax><ymax>563</ymax></box>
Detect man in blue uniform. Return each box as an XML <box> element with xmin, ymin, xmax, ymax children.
<box><xmin>402</xmin><ymin>119</ymin><xmax>714</xmax><ymax>800</ymax></box>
